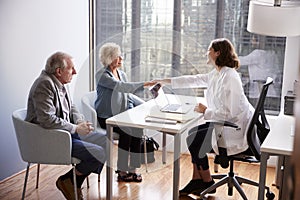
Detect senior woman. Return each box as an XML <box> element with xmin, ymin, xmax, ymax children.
<box><xmin>95</xmin><ymin>42</ymin><xmax>156</xmax><ymax>182</ymax></box>
<box><xmin>157</xmin><ymin>38</ymin><xmax>254</xmax><ymax>195</ymax></box>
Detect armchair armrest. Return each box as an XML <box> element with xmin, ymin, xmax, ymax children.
<box><xmin>12</xmin><ymin>108</ymin><xmax>79</xmax><ymax>167</ymax></box>
<box><xmin>20</xmin><ymin>122</ymin><xmax>73</xmax><ymax>165</ymax></box>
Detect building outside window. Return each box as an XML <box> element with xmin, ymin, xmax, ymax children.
<box><xmin>95</xmin><ymin>0</ymin><xmax>285</xmax><ymax>115</ymax></box>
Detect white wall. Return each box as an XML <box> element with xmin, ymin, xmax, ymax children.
<box><xmin>281</xmin><ymin>36</ymin><xmax>300</xmax><ymax>110</ymax></box>
<box><xmin>0</xmin><ymin>0</ymin><xmax>90</xmax><ymax>181</ymax></box>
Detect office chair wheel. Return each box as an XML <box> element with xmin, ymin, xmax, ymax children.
<box><xmin>266</xmin><ymin>191</ymin><xmax>275</xmax><ymax>200</ymax></box>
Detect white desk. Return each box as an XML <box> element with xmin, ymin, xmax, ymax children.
<box><xmin>258</xmin><ymin>114</ymin><xmax>295</xmax><ymax>200</ymax></box>
<box><xmin>105</xmin><ymin>95</ymin><xmax>204</xmax><ymax>200</ymax></box>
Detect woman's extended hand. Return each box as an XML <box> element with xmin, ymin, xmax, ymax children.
<box><xmin>152</xmin><ymin>78</ymin><xmax>171</xmax><ymax>85</ymax></box>
<box><xmin>144</xmin><ymin>80</ymin><xmax>157</xmax><ymax>87</ymax></box>
<box><xmin>194</xmin><ymin>103</ymin><xmax>207</xmax><ymax>113</ymax></box>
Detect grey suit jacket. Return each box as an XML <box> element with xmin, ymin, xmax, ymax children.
<box><xmin>95</xmin><ymin>67</ymin><xmax>144</xmax><ymax>119</ymax></box>
<box><xmin>25</xmin><ymin>70</ymin><xmax>84</xmax><ymax>132</ymax></box>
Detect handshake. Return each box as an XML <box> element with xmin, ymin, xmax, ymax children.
<box><xmin>143</xmin><ymin>78</ymin><xmax>171</xmax><ymax>88</ymax></box>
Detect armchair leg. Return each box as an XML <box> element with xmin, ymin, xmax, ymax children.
<box><xmin>72</xmin><ymin>165</ymin><xmax>78</xmax><ymax>200</ymax></box>
<box><xmin>22</xmin><ymin>163</ymin><xmax>30</xmax><ymax>200</ymax></box>
<box><xmin>162</xmin><ymin>132</ymin><xmax>166</xmax><ymax>164</ymax></box>
<box><xmin>36</xmin><ymin>164</ymin><xmax>40</xmax><ymax>189</ymax></box>
<box><xmin>143</xmin><ymin>134</ymin><xmax>148</xmax><ymax>172</ymax></box>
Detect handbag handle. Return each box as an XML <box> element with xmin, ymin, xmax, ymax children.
<box><xmin>149</xmin><ymin>137</ymin><xmax>159</xmax><ymax>150</ymax></box>
<box><xmin>144</xmin><ymin>135</ymin><xmax>160</xmax><ymax>150</ymax></box>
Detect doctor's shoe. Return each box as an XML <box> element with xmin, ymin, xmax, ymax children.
<box><xmin>179</xmin><ymin>179</ymin><xmax>204</xmax><ymax>196</ymax></box>
<box><xmin>198</xmin><ymin>180</ymin><xmax>216</xmax><ymax>195</ymax></box>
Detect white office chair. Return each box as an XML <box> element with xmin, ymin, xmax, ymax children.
<box><xmin>81</xmin><ymin>90</ymin><xmax>119</xmax><ymax>140</ymax></box>
<box><xmin>12</xmin><ymin>108</ymin><xmax>84</xmax><ymax>200</ymax></box>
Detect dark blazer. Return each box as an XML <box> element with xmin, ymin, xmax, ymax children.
<box><xmin>26</xmin><ymin>70</ymin><xmax>84</xmax><ymax>132</ymax></box>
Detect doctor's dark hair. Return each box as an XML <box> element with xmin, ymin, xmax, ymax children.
<box><xmin>45</xmin><ymin>52</ymin><xmax>72</xmax><ymax>74</ymax></box>
<box><xmin>210</xmin><ymin>38</ymin><xmax>240</xmax><ymax>69</ymax></box>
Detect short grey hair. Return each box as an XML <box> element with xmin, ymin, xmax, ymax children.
<box><xmin>99</xmin><ymin>42</ymin><xmax>121</xmax><ymax>67</ymax></box>
<box><xmin>45</xmin><ymin>52</ymin><xmax>72</xmax><ymax>74</ymax></box>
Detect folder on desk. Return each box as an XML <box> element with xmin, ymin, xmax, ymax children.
<box><xmin>146</xmin><ymin>110</ymin><xmax>198</xmax><ymax>123</ymax></box>
<box><xmin>145</xmin><ymin>116</ymin><xmax>177</xmax><ymax>124</ymax></box>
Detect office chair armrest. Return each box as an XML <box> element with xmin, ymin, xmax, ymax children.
<box><xmin>205</xmin><ymin>120</ymin><xmax>239</xmax><ymax>129</ymax></box>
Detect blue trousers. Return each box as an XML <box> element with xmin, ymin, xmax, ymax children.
<box><xmin>71</xmin><ymin>131</ymin><xmax>106</xmax><ymax>175</ymax></box>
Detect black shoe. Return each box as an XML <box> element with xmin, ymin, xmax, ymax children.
<box><xmin>199</xmin><ymin>180</ymin><xmax>216</xmax><ymax>195</ymax></box>
<box><xmin>179</xmin><ymin>179</ymin><xmax>203</xmax><ymax>196</ymax></box>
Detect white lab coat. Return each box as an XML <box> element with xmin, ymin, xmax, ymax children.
<box><xmin>171</xmin><ymin>67</ymin><xmax>254</xmax><ymax>155</ymax></box>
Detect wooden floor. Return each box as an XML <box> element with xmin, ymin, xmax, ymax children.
<box><xmin>0</xmin><ymin>148</ymin><xmax>279</xmax><ymax>200</ymax></box>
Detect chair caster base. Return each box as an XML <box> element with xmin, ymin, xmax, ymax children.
<box><xmin>266</xmin><ymin>191</ymin><xmax>275</xmax><ymax>200</ymax></box>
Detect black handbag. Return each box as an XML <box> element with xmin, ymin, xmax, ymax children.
<box><xmin>140</xmin><ymin>135</ymin><xmax>159</xmax><ymax>164</ymax></box>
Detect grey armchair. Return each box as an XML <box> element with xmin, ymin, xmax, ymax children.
<box><xmin>12</xmin><ymin>108</ymin><xmax>82</xmax><ymax>200</ymax></box>
<box><xmin>81</xmin><ymin>90</ymin><xmax>119</xmax><ymax>140</ymax></box>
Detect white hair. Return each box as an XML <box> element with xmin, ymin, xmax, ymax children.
<box><xmin>99</xmin><ymin>42</ymin><xmax>121</xmax><ymax>67</ymax></box>
<box><xmin>45</xmin><ymin>51</ymin><xmax>72</xmax><ymax>74</ymax></box>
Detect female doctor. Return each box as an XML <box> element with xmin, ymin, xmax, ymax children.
<box><xmin>157</xmin><ymin>38</ymin><xmax>254</xmax><ymax>196</ymax></box>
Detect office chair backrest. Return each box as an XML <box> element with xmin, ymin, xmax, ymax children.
<box><xmin>246</xmin><ymin>77</ymin><xmax>273</xmax><ymax>160</ymax></box>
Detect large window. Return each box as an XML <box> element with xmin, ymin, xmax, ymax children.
<box><xmin>95</xmin><ymin>0</ymin><xmax>285</xmax><ymax>115</ymax></box>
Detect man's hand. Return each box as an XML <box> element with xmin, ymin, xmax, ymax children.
<box><xmin>76</xmin><ymin>121</ymin><xmax>94</xmax><ymax>135</ymax></box>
